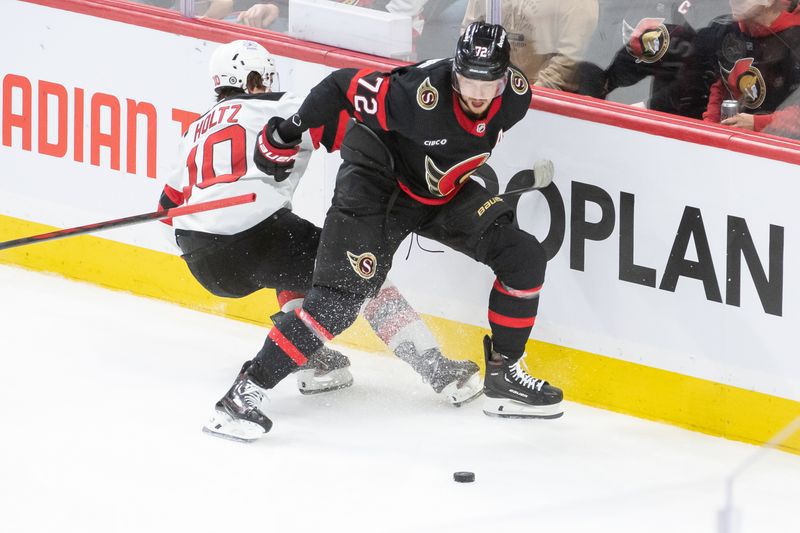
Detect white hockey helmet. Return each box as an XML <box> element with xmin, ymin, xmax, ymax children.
<box><xmin>209</xmin><ymin>40</ymin><xmax>276</xmax><ymax>92</ymax></box>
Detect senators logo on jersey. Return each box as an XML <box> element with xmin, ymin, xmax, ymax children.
<box><xmin>622</xmin><ymin>18</ymin><xmax>671</xmax><ymax>64</ymax></box>
<box><xmin>721</xmin><ymin>58</ymin><xmax>766</xmax><ymax>109</ymax></box>
<box><xmin>424</xmin><ymin>153</ymin><xmax>490</xmax><ymax>197</ymax></box>
<box><xmin>510</xmin><ymin>68</ymin><xmax>528</xmax><ymax>95</ymax></box>
<box><xmin>347</xmin><ymin>251</ymin><xmax>377</xmax><ymax>279</ymax></box>
<box><xmin>417</xmin><ymin>78</ymin><xmax>439</xmax><ymax>110</ymax></box>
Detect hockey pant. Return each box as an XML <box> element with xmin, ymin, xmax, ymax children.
<box><xmin>248</xmin><ymin>161</ymin><xmax>547</xmax><ymax>388</ymax></box>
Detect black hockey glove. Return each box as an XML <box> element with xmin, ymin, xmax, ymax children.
<box><xmin>254</xmin><ymin>116</ymin><xmax>301</xmax><ymax>182</ymax></box>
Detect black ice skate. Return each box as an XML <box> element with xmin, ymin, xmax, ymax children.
<box><xmin>203</xmin><ymin>362</ymin><xmax>273</xmax><ymax>443</ymax></box>
<box><xmin>294</xmin><ymin>345</ymin><xmax>354</xmax><ymax>395</ymax></box>
<box><xmin>395</xmin><ymin>342</ymin><xmax>483</xmax><ymax>406</ymax></box>
<box><xmin>482</xmin><ymin>335</ymin><xmax>564</xmax><ymax>419</ymax></box>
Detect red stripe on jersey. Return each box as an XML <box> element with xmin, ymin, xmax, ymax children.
<box><xmin>452</xmin><ymin>94</ymin><xmax>503</xmax><ymax>137</ymax></box>
<box><xmin>295</xmin><ymin>308</ymin><xmax>334</xmax><ymax>341</ymax></box>
<box><xmin>347</xmin><ymin>68</ymin><xmax>373</xmax><ymax>122</ymax></box>
<box><xmin>492</xmin><ymin>279</ymin><xmax>542</xmax><ymax>299</ymax></box>
<box><xmin>488</xmin><ymin>310</ymin><xmax>536</xmax><ymax>329</ymax></box>
<box><xmin>375</xmin><ymin>76</ymin><xmax>391</xmax><ymax>131</ymax></box>
<box><xmin>309</xmin><ymin>126</ymin><xmax>324</xmax><ymax>150</ymax></box>
<box><xmin>268</xmin><ymin>327</ymin><xmax>308</xmax><ymax>366</ymax></box>
<box><xmin>332</xmin><ymin>110</ymin><xmax>350</xmax><ymax>152</ymax></box>
<box><xmin>396</xmin><ymin>179</ymin><xmax>460</xmax><ymax>205</ymax></box>
<box><xmin>163</xmin><ymin>185</ymin><xmax>184</xmax><ymax>206</ymax></box>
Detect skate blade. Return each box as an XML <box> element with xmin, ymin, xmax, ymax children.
<box><xmin>442</xmin><ymin>373</ymin><xmax>484</xmax><ymax>407</ymax></box>
<box><xmin>202</xmin><ymin>411</ymin><xmax>267</xmax><ymax>443</ymax></box>
<box><xmin>482</xmin><ymin>397</ymin><xmax>564</xmax><ymax>419</ymax></box>
<box><xmin>296</xmin><ymin>368</ymin><xmax>354</xmax><ymax>395</ymax></box>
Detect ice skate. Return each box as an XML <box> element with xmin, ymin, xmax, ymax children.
<box><xmin>481</xmin><ymin>335</ymin><xmax>564</xmax><ymax>419</ymax></box>
<box><xmin>294</xmin><ymin>345</ymin><xmax>354</xmax><ymax>395</ymax></box>
<box><xmin>395</xmin><ymin>342</ymin><xmax>483</xmax><ymax>406</ymax></box>
<box><xmin>203</xmin><ymin>362</ymin><xmax>273</xmax><ymax>442</ymax></box>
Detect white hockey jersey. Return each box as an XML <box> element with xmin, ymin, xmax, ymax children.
<box><xmin>161</xmin><ymin>92</ymin><xmax>316</xmax><ymax>236</ymax></box>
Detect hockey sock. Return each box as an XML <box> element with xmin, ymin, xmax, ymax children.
<box><xmin>488</xmin><ymin>278</ymin><xmax>541</xmax><ymax>359</ymax></box>
<box><xmin>362</xmin><ymin>281</ymin><xmax>438</xmax><ymax>353</ymax></box>
<box><xmin>250</xmin><ymin>311</ymin><xmax>325</xmax><ymax>389</ymax></box>
<box><xmin>276</xmin><ymin>289</ymin><xmax>304</xmax><ymax>313</ymax></box>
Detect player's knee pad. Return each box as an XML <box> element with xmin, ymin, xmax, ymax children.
<box><xmin>301</xmin><ymin>285</ymin><xmax>366</xmax><ymax>337</ymax></box>
<box><xmin>479</xmin><ymin>221</ymin><xmax>547</xmax><ymax>290</ymax></box>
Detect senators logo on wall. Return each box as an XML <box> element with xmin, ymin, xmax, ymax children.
<box><xmin>721</xmin><ymin>58</ymin><xmax>766</xmax><ymax>109</ymax></box>
<box><xmin>622</xmin><ymin>18</ymin><xmax>671</xmax><ymax>64</ymax></box>
<box><xmin>347</xmin><ymin>251</ymin><xmax>377</xmax><ymax>279</ymax></box>
<box><xmin>416</xmin><ymin>78</ymin><xmax>438</xmax><ymax>110</ymax></box>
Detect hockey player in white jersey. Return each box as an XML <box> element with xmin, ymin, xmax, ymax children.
<box><xmin>158</xmin><ymin>40</ymin><xmax>482</xmax><ymax>441</ymax></box>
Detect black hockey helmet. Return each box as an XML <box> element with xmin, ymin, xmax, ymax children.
<box><xmin>453</xmin><ymin>22</ymin><xmax>511</xmax><ymax>81</ymax></box>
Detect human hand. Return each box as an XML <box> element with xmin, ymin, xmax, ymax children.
<box><xmin>254</xmin><ymin>117</ymin><xmax>301</xmax><ymax>182</ymax></box>
<box><xmin>237</xmin><ymin>3</ymin><xmax>279</xmax><ymax>28</ymax></box>
<box><xmin>721</xmin><ymin>113</ymin><xmax>755</xmax><ymax>130</ymax></box>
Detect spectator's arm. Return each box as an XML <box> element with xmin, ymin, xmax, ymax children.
<box><xmin>534</xmin><ymin>0</ymin><xmax>599</xmax><ymax>91</ymax></box>
<box><xmin>200</xmin><ymin>0</ymin><xmax>234</xmax><ymax>18</ymax></box>
<box><xmin>752</xmin><ymin>113</ymin><xmax>775</xmax><ymax>132</ymax></box>
<box><xmin>702</xmin><ymin>79</ymin><xmax>725</xmax><ymax>123</ymax></box>
<box><xmin>237</xmin><ymin>3</ymin><xmax>279</xmax><ymax>28</ymax></box>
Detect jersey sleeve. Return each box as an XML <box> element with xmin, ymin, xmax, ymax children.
<box><xmin>281</xmin><ymin>67</ymin><xmax>416</xmax><ymax>141</ymax></box>
<box><xmin>503</xmin><ymin>67</ymin><xmax>534</xmax><ymax>130</ymax></box>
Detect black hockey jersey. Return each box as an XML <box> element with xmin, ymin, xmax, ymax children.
<box><xmin>286</xmin><ymin>59</ymin><xmax>532</xmax><ymax>204</ymax></box>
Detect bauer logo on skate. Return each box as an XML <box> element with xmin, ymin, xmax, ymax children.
<box><xmin>347</xmin><ymin>251</ymin><xmax>377</xmax><ymax>279</ymax></box>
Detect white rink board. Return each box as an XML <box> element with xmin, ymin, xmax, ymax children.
<box><xmin>2</xmin><ymin>1</ymin><xmax>798</xmax><ymax>401</ymax></box>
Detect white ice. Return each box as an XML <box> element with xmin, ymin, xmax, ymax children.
<box><xmin>1</xmin><ymin>263</ymin><xmax>798</xmax><ymax>533</ymax></box>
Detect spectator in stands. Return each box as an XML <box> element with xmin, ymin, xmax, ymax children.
<box><xmin>234</xmin><ymin>0</ymin><xmax>422</xmax><ymax>40</ymax></box>
<box><xmin>575</xmin><ymin>0</ymin><xmax>724</xmax><ymax>119</ymax></box>
<box><xmin>703</xmin><ymin>0</ymin><xmax>800</xmax><ymax>137</ymax></box>
<box><xmin>461</xmin><ymin>0</ymin><xmax>599</xmax><ymax>91</ymax></box>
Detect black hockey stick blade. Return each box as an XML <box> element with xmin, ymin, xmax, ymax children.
<box><xmin>0</xmin><ymin>193</ymin><xmax>256</xmax><ymax>251</ymax></box>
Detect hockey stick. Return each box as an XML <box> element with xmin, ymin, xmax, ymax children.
<box><xmin>0</xmin><ymin>193</ymin><xmax>256</xmax><ymax>251</ymax></box>
<box><xmin>498</xmin><ymin>184</ymin><xmax>541</xmax><ymax>198</ymax></box>
<box><xmin>498</xmin><ymin>159</ymin><xmax>555</xmax><ymax>198</ymax></box>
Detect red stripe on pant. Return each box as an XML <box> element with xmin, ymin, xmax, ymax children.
<box><xmin>267</xmin><ymin>327</ymin><xmax>308</xmax><ymax>366</ymax></box>
<box><xmin>488</xmin><ymin>310</ymin><xmax>536</xmax><ymax>329</ymax></box>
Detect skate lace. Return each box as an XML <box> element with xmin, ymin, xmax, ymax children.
<box><xmin>510</xmin><ymin>359</ymin><xmax>545</xmax><ymax>392</ymax></box>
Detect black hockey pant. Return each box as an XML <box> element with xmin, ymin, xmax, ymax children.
<box><xmin>248</xmin><ymin>161</ymin><xmax>548</xmax><ymax>389</ymax></box>
<box><xmin>175</xmin><ymin>209</ymin><xmax>320</xmax><ymax>300</ymax></box>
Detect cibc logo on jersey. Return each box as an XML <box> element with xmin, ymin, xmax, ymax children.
<box><xmin>347</xmin><ymin>251</ymin><xmax>377</xmax><ymax>279</ymax></box>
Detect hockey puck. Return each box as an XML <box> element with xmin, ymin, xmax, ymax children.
<box><xmin>453</xmin><ymin>471</ymin><xmax>475</xmax><ymax>483</ymax></box>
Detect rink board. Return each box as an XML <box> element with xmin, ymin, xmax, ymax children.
<box><xmin>2</xmin><ymin>0</ymin><xmax>799</xmax><ymax>452</ymax></box>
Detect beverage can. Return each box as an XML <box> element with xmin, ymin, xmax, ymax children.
<box><xmin>720</xmin><ymin>100</ymin><xmax>739</xmax><ymax>121</ymax></box>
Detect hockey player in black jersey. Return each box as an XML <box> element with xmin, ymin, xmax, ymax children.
<box><xmin>157</xmin><ymin>40</ymin><xmax>483</xmax><ymax>441</ymax></box>
<box><xmin>210</xmin><ymin>23</ymin><xmax>565</xmax><ymax>441</ymax></box>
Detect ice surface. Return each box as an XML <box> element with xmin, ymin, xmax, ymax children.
<box><xmin>0</xmin><ymin>264</ymin><xmax>797</xmax><ymax>533</ymax></box>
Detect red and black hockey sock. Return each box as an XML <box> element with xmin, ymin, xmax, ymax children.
<box><xmin>250</xmin><ymin>286</ymin><xmax>365</xmax><ymax>388</ymax></box>
<box><xmin>488</xmin><ymin>278</ymin><xmax>542</xmax><ymax>359</ymax></box>
<box><xmin>362</xmin><ymin>283</ymin><xmax>437</xmax><ymax>352</ymax></box>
